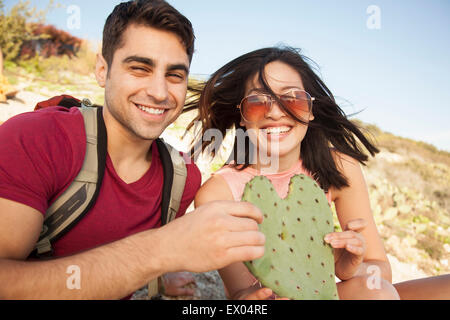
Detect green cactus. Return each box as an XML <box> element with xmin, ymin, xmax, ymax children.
<box><xmin>242</xmin><ymin>174</ymin><xmax>339</xmax><ymax>300</ymax></box>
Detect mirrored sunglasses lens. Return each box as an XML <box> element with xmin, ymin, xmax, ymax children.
<box><xmin>242</xmin><ymin>95</ymin><xmax>269</xmax><ymax>122</ymax></box>
<box><xmin>281</xmin><ymin>91</ymin><xmax>311</xmax><ymax>119</ymax></box>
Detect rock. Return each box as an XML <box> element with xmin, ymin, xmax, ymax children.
<box><xmin>383</xmin><ymin>207</ymin><xmax>398</xmax><ymax>221</ymax></box>
<box><xmin>131</xmin><ymin>271</ymin><xmax>227</xmax><ymax>300</ymax></box>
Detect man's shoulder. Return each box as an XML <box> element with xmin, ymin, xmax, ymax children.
<box><xmin>185</xmin><ymin>156</ymin><xmax>201</xmax><ymax>183</ymax></box>
<box><xmin>0</xmin><ymin>107</ymin><xmax>87</xmax><ymax>215</ymax></box>
<box><xmin>27</xmin><ymin>105</ymin><xmax>83</xmax><ymax>123</ymax></box>
<box><xmin>1</xmin><ymin>106</ymin><xmax>86</xmax><ymax>152</ymax></box>
<box><xmin>1</xmin><ymin>106</ymin><xmax>84</xmax><ymax>135</ymax></box>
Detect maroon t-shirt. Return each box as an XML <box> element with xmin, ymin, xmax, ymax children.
<box><xmin>0</xmin><ymin>107</ymin><xmax>201</xmax><ymax>257</ymax></box>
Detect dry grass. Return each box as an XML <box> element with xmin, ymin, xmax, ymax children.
<box><xmin>5</xmin><ymin>40</ymin><xmax>99</xmax><ymax>85</ymax></box>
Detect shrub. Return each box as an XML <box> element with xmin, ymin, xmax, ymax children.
<box><xmin>0</xmin><ymin>0</ymin><xmax>55</xmax><ymax>61</ymax></box>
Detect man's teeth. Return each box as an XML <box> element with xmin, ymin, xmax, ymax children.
<box><xmin>137</xmin><ymin>104</ymin><xmax>165</xmax><ymax>115</ymax></box>
<box><xmin>262</xmin><ymin>126</ymin><xmax>292</xmax><ymax>134</ymax></box>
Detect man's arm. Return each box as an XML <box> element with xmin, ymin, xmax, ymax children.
<box><xmin>0</xmin><ymin>198</ymin><xmax>265</xmax><ymax>299</ymax></box>
<box><xmin>0</xmin><ymin>197</ymin><xmax>166</xmax><ymax>299</ymax></box>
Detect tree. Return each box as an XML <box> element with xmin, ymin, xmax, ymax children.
<box><xmin>0</xmin><ymin>0</ymin><xmax>54</xmax><ymax>61</ymax></box>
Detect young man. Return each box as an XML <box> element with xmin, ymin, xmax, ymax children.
<box><xmin>0</xmin><ymin>0</ymin><xmax>265</xmax><ymax>299</ymax></box>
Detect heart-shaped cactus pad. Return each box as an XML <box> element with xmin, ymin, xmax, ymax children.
<box><xmin>241</xmin><ymin>174</ymin><xmax>339</xmax><ymax>300</ymax></box>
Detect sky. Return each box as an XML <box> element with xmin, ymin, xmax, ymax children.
<box><xmin>4</xmin><ymin>0</ymin><xmax>450</xmax><ymax>151</ymax></box>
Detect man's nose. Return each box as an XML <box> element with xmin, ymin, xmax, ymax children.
<box><xmin>145</xmin><ymin>73</ymin><xmax>168</xmax><ymax>103</ymax></box>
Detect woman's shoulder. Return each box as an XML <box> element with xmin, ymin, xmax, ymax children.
<box><xmin>330</xmin><ymin>149</ymin><xmax>362</xmax><ymax>173</ymax></box>
<box><xmin>194</xmin><ymin>171</ymin><xmax>235</xmax><ymax>207</ymax></box>
<box><xmin>195</xmin><ymin>164</ymin><xmax>256</xmax><ymax>206</ymax></box>
<box><xmin>328</xmin><ymin>149</ymin><xmax>367</xmax><ymax>200</ymax></box>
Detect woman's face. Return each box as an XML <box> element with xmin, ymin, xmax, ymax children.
<box><xmin>241</xmin><ymin>60</ymin><xmax>314</xmax><ymax>164</ymax></box>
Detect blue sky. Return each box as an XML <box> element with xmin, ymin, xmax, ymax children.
<box><xmin>5</xmin><ymin>0</ymin><xmax>450</xmax><ymax>151</ymax></box>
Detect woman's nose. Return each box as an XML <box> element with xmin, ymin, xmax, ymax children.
<box><xmin>265</xmin><ymin>99</ymin><xmax>286</xmax><ymax>120</ymax></box>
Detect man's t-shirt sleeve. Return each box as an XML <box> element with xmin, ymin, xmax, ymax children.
<box><xmin>0</xmin><ymin>107</ymin><xmax>85</xmax><ymax>215</ymax></box>
<box><xmin>175</xmin><ymin>154</ymin><xmax>202</xmax><ymax>218</ymax></box>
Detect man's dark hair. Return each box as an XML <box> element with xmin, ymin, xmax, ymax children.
<box><xmin>102</xmin><ymin>0</ymin><xmax>195</xmax><ymax>67</ymax></box>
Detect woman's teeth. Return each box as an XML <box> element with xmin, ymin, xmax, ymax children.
<box><xmin>262</xmin><ymin>126</ymin><xmax>292</xmax><ymax>134</ymax></box>
<box><xmin>137</xmin><ymin>104</ymin><xmax>165</xmax><ymax>115</ymax></box>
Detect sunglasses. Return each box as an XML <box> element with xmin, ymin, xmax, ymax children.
<box><xmin>237</xmin><ymin>89</ymin><xmax>315</xmax><ymax>123</ymax></box>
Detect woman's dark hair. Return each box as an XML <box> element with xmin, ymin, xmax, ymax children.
<box><xmin>186</xmin><ymin>46</ymin><xmax>379</xmax><ymax>191</ymax></box>
<box><xmin>102</xmin><ymin>0</ymin><xmax>195</xmax><ymax>67</ymax></box>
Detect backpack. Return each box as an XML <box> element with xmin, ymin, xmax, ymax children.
<box><xmin>32</xmin><ymin>95</ymin><xmax>187</xmax><ymax>298</ymax></box>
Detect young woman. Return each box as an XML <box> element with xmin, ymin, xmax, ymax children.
<box><xmin>191</xmin><ymin>46</ymin><xmax>400</xmax><ymax>300</ymax></box>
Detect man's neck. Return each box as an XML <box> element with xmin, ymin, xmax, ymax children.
<box><xmin>102</xmin><ymin>107</ymin><xmax>153</xmax><ymax>184</ymax></box>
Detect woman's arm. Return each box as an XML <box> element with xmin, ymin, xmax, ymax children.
<box><xmin>194</xmin><ymin>175</ymin><xmax>267</xmax><ymax>299</ymax></box>
<box><xmin>330</xmin><ymin>152</ymin><xmax>392</xmax><ymax>282</ymax></box>
<box><xmin>394</xmin><ymin>274</ymin><xmax>450</xmax><ymax>300</ymax></box>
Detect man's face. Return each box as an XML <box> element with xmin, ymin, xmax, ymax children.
<box><xmin>96</xmin><ymin>24</ymin><xmax>190</xmax><ymax>141</ymax></box>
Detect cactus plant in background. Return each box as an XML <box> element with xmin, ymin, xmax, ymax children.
<box><xmin>242</xmin><ymin>174</ymin><xmax>339</xmax><ymax>300</ymax></box>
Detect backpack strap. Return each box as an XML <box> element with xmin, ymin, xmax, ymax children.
<box><xmin>33</xmin><ymin>106</ymin><xmax>107</xmax><ymax>257</ymax></box>
<box><xmin>155</xmin><ymin>138</ymin><xmax>187</xmax><ymax>224</ymax></box>
<box><xmin>164</xmin><ymin>142</ymin><xmax>188</xmax><ymax>223</ymax></box>
<box><xmin>148</xmin><ymin>139</ymin><xmax>187</xmax><ymax>298</ymax></box>
<box><xmin>31</xmin><ymin>100</ymin><xmax>188</xmax><ymax>298</ymax></box>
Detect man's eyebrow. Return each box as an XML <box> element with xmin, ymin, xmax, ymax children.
<box><xmin>122</xmin><ymin>56</ymin><xmax>189</xmax><ymax>74</ymax></box>
<box><xmin>122</xmin><ymin>55</ymin><xmax>154</xmax><ymax>66</ymax></box>
<box><xmin>167</xmin><ymin>63</ymin><xmax>189</xmax><ymax>74</ymax></box>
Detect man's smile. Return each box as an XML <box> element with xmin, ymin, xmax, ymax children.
<box><xmin>133</xmin><ymin>102</ymin><xmax>169</xmax><ymax>117</ymax></box>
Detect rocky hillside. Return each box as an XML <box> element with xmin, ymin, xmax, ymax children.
<box><xmin>1</xmin><ymin>68</ymin><xmax>448</xmax><ymax>299</ymax></box>
<box><xmin>359</xmin><ymin>122</ymin><xmax>449</xmax><ymax>279</ymax></box>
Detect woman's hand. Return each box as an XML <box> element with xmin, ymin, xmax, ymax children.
<box><xmin>162</xmin><ymin>272</ymin><xmax>196</xmax><ymax>296</ymax></box>
<box><xmin>233</xmin><ymin>285</ymin><xmax>289</xmax><ymax>300</ymax></box>
<box><xmin>324</xmin><ymin>218</ymin><xmax>367</xmax><ymax>281</ymax></box>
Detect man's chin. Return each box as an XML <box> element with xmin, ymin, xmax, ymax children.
<box><xmin>132</xmin><ymin>127</ymin><xmax>166</xmax><ymax>142</ymax></box>
<box><xmin>134</xmin><ymin>132</ymin><xmax>163</xmax><ymax>142</ymax></box>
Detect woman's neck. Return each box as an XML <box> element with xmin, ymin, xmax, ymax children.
<box><xmin>250</xmin><ymin>145</ymin><xmax>301</xmax><ymax>174</ymax></box>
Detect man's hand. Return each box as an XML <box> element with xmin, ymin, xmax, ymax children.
<box><xmin>324</xmin><ymin>218</ymin><xmax>367</xmax><ymax>280</ymax></box>
<box><xmin>162</xmin><ymin>272</ymin><xmax>196</xmax><ymax>296</ymax></box>
<box><xmin>156</xmin><ymin>201</ymin><xmax>265</xmax><ymax>274</ymax></box>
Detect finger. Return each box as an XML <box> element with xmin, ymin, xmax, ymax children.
<box><xmin>224</xmin><ymin>231</ymin><xmax>265</xmax><ymax>248</ymax></box>
<box><xmin>330</xmin><ymin>238</ymin><xmax>363</xmax><ymax>248</ymax></box>
<box><xmin>164</xmin><ymin>272</ymin><xmax>196</xmax><ymax>286</ymax></box>
<box><xmin>177</xmin><ymin>274</ymin><xmax>196</xmax><ymax>286</ymax></box>
<box><xmin>244</xmin><ymin>288</ymin><xmax>273</xmax><ymax>300</ymax></box>
<box><xmin>226</xmin><ymin>245</ymin><xmax>265</xmax><ymax>264</ymax></box>
<box><xmin>325</xmin><ymin>231</ymin><xmax>361</xmax><ymax>242</ymax></box>
<box><xmin>345</xmin><ymin>244</ymin><xmax>365</xmax><ymax>256</ymax></box>
<box><xmin>169</xmin><ymin>286</ymin><xmax>196</xmax><ymax>296</ymax></box>
<box><xmin>345</xmin><ymin>219</ymin><xmax>367</xmax><ymax>232</ymax></box>
<box><xmin>222</xmin><ymin>201</ymin><xmax>264</xmax><ymax>224</ymax></box>
<box><xmin>224</xmin><ymin>216</ymin><xmax>260</xmax><ymax>232</ymax></box>
<box><xmin>170</xmin><ymin>271</ymin><xmax>195</xmax><ymax>279</ymax></box>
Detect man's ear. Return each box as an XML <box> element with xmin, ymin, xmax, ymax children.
<box><xmin>95</xmin><ymin>54</ymin><xmax>108</xmax><ymax>88</ymax></box>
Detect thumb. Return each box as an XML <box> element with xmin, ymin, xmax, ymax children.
<box><xmin>169</xmin><ymin>286</ymin><xmax>196</xmax><ymax>296</ymax></box>
<box><xmin>345</xmin><ymin>219</ymin><xmax>367</xmax><ymax>232</ymax></box>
